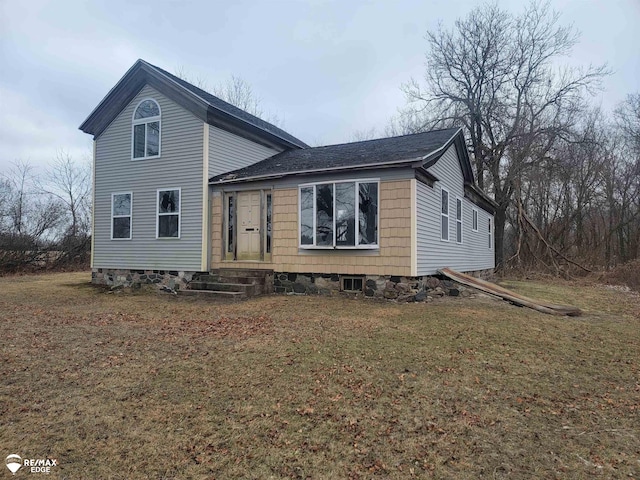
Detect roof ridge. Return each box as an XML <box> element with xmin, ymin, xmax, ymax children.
<box><xmin>310</xmin><ymin>127</ymin><xmax>460</xmax><ymax>150</ymax></box>
<box><xmin>141</xmin><ymin>59</ymin><xmax>309</xmax><ymax>149</ymax></box>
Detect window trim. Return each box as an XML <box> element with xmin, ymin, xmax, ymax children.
<box><xmin>131</xmin><ymin>98</ymin><xmax>162</xmax><ymax>161</ymax></box>
<box><xmin>264</xmin><ymin>191</ymin><xmax>273</xmax><ymax>256</ymax></box>
<box><xmin>472</xmin><ymin>207</ymin><xmax>479</xmax><ymax>232</ymax></box>
<box><xmin>156</xmin><ymin>187</ymin><xmax>181</xmax><ymax>239</ymax></box>
<box><xmin>111</xmin><ymin>192</ymin><xmax>132</xmax><ymax>240</ymax></box>
<box><xmin>298</xmin><ymin>178</ymin><xmax>380</xmax><ymax>249</ymax></box>
<box><xmin>440</xmin><ymin>186</ymin><xmax>450</xmax><ymax>242</ymax></box>
<box><xmin>455</xmin><ymin>196</ymin><xmax>463</xmax><ymax>244</ymax></box>
<box><xmin>341</xmin><ymin>276</ymin><xmax>364</xmax><ymax>292</ymax></box>
<box><xmin>488</xmin><ymin>217</ymin><xmax>493</xmax><ymax>250</ymax></box>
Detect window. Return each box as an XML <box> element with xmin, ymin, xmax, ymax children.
<box><xmin>111</xmin><ymin>192</ymin><xmax>132</xmax><ymax>240</ymax></box>
<box><xmin>226</xmin><ymin>194</ymin><xmax>235</xmax><ymax>253</ymax></box>
<box><xmin>441</xmin><ymin>187</ymin><xmax>449</xmax><ymax>241</ymax></box>
<box><xmin>299</xmin><ymin>180</ymin><xmax>378</xmax><ymax>248</ymax></box>
<box><xmin>456</xmin><ymin>197</ymin><xmax>463</xmax><ymax>244</ymax></box>
<box><xmin>488</xmin><ymin>217</ymin><xmax>493</xmax><ymax>249</ymax></box>
<box><xmin>266</xmin><ymin>193</ymin><xmax>272</xmax><ymax>254</ymax></box>
<box><xmin>132</xmin><ymin>99</ymin><xmax>161</xmax><ymax>159</ymax></box>
<box><xmin>342</xmin><ymin>276</ymin><xmax>364</xmax><ymax>292</ymax></box>
<box><xmin>157</xmin><ymin>188</ymin><xmax>180</xmax><ymax>238</ymax></box>
<box><xmin>472</xmin><ymin>208</ymin><xmax>478</xmax><ymax>232</ymax></box>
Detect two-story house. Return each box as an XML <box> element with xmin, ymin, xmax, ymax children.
<box><xmin>80</xmin><ymin>59</ymin><xmax>495</xmax><ymax>297</ymax></box>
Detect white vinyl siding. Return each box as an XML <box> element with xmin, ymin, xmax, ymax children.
<box><xmin>93</xmin><ymin>85</ymin><xmax>204</xmax><ymax>270</ymax></box>
<box><xmin>416</xmin><ymin>144</ymin><xmax>494</xmax><ymax>275</ymax></box>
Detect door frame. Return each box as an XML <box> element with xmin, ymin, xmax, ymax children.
<box><xmin>222</xmin><ymin>189</ymin><xmax>272</xmax><ymax>262</ymax></box>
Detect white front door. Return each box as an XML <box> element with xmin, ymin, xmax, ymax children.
<box><xmin>237</xmin><ymin>191</ymin><xmax>261</xmax><ymax>260</ymax></box>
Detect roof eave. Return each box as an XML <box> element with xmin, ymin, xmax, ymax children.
<box><xmin>145</xmin><ymin>62</ymin><xmax>308</xmax><ymax>150</ymax></box>
<box><xmin>209</xmin><ymin>157</ymin><xmax>423</xmax><ymax>185</ymax></box>
<box><xmin>79</xmin><ymin>60</ymin><xmax>307</xmax><ymax>150</ymax></box>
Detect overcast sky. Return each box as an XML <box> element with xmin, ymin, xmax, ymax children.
<box><xmin>1</xmin><ymin>0</ymin><xmax>638</xmax><ymax>171</ymax></box>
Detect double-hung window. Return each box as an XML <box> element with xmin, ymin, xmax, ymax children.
<box><xmin>157</xmin><ymin>188</ymin><xmax>180</xmax><ymax>238</ymax></box>
<box><xmin>299</xmin><ymin>180</ymin><xmax>378</xmax><ymax>248</ymax></box>
<box><xmin>111</xmin><ymin>192</ymin><xmax>132</xmax><ymax>240</ymax></box>
<box><xmin>441</xmin><ymin>187</ymin><xmax>449</xmax><ymax>241</ymax></box>
<box><xmin>456</xmin><ymin>197</ymin><xmax>463</xmax><ymax>243</ymax></box>
<box><xmin>132</xmin><ymin>99</ymin><xmax>161</xmax><ymax>159</ymax></box>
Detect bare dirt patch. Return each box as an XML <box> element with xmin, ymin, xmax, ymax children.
<box><xmin>1</xmin><ymin>272</ymin><xmax>639</xmax><ymax>478</ymax></box>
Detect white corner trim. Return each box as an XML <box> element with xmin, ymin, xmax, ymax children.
<box><xmin>201</xmin><ymin>123</ymin><xmax>210</xmax><ymax>271</ymax></box>
<box><xmin>91</xmin><ymin>140</ymin><xmax>96</xmax><ymax>268</ymax></box>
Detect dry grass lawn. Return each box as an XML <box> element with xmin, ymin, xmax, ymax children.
<box><xmin>1</xmin><ymin>272</ymin><xmax>639</xmax><ymax>479</ymax></box>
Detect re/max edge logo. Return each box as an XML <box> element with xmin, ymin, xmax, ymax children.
<box><xmin>5</xmin><ymin>455</ymin><xmax>58</xmax><ymax>475</ymax></box>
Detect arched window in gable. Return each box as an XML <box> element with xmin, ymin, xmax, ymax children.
<box><xmin>132</xmin><ymin>99</ymin><xmax>161</xmax><ymax>159</ymax></box>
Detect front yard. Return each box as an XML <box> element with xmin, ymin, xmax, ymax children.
<box><xmin>1</xmin><ymin>272</ymin><xmax>638</xmax><ymax>478</ymax></box>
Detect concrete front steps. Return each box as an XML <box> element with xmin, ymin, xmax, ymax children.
<box><xmin>179</xmin><ymin>268</ymin><xmax>273</xmax><ymax>300</ymax></box>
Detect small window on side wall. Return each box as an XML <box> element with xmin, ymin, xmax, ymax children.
<box><xmin>472</xmin><ymin>208</ymin><xmax>478</xmax><ymax>232</ymax></box>
<box><xmin>456</xmin><ymin>197</ymin><xmax>463</xmax><ymax>244</ymax></box>
<box><xmin>441</xmin><ymin>187</ymin><xmax>449</xmax><ymax>241</ymax></box>
<box><xmin>111</xmin><ymin>192</ymin><xmax>132</xmax><ymax>240</ymax></box>
<box><xmin>157</xmin><ymin>188</ymin><xmax>180</xmax><ymax>238</ymax></box>
<box><xmin>132</xmin><ymin>99</ymin><xmax>161</xmax><ymax>160</ymax></box>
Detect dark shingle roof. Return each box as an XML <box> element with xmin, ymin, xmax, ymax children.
<box><xmin>79</xmin><ymin>59</ymin><xmax>308</xmax><ymax>149</ymax></box>
<box><xmin>210</xmin><ymin>128</ymin><xmax>460</xmax><ymax>183</ymax></box>
<box><xmin>145</xmin><ymin>62</ymin><xmax>309</xmax><ymax>148</ymax></box>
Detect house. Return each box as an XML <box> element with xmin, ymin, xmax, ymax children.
<box><xmin>80</xmin><ymin>59</ymin><xmax>496</xmax><ymax>297</ymax></box>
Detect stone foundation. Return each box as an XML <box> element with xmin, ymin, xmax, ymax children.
<box><xmin>273</xmin><ymin>268</ymin><xmax>494</xmax><ymax>302</ymax></box>
<box><xmin>92</xmin><ymin>268</ymin><xmax>200</xmax><ymax>290</ymax></box>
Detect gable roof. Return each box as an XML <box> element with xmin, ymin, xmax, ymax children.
<box><xmin>211</xmin><ymin>127</ymin><xmax>465</xmax><ymax>183</ymax></box>
<box><xmin>210</xmin><ymin>127</ymin><xmax>497</xmax><ymax>214</ymax></box>
<box><xmin>79</xmin><ymin>59</ymin><xmax>308</xmax><ymax>150</ymax></box>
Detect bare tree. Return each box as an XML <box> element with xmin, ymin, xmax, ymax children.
<box><xmin>0</xmin><ymin>161</ymin><xmax>65</xmax><ymax>272</ymax></box>
<box><xmin>399</xmin><ymin>1</ymin><xmax>608</xmax><ymax>268</ymax></box>
<box><xmin>213</xmin><ymin>76</ymin><xmax>263</xmax><ymax>117</ymax></box>
<box><xmin>615</xmin><ymin>93</ymin><xmax>640</xmax><ymax>151</ymax></box>
<box><xmin>174</xmin><ymin>68</ymin><xmax>283</xmax><ymax>126</ymax></box>
<box><xmin>350</xmin><ymin>127</ymin><xmax>379</xmax><ymax>142</ymax></box>
<box><xmin>38</xmin><ymin>150</ymin><xmax>92</xmax><ymax>238</ymax></box>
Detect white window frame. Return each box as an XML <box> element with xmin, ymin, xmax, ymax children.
<box><xmin>110</xmin><ymin>192</ymin><xmax>132</xmax><ymax>240</ymax></box>
<box><xmin>156</xmin><ymin>187</ymin><xmax>181</xmax><ymax>239</ymax></box>
<box><xmin>131</xmin><ymin>98</ymin><xmax>161</xmax><ymax>160</ymax></box>
<box><xmin>440</xmin><ymin>186</ymin><xmax>450</xmax><ymax>242</ymax></box>
<box><xmin>455</xmin><ymin>197</ymin><xmax>463</xmax><ymax>244</ymax></box>
<box><xmin>298</xmin><ymin>178</ymin><xmax>380</xmax><ymax>249</ymax></box>
<box><xmin>488</xmin><ymin>217</ymin><xmax>493</xmax><ymax>250</ymax></box>
<box><xmin>472</xmin><ymin>208</ymin><xmax>479</xmax><ymax>232</ymax></box>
